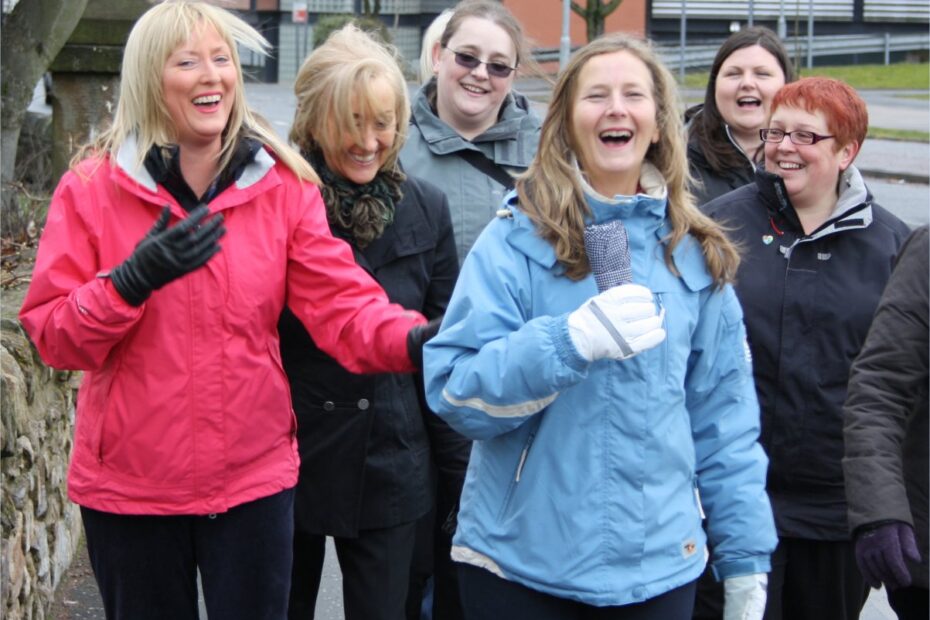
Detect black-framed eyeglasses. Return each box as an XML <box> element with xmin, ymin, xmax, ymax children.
<box><xmin>760</xmin><ymin>128</ymin><xmax>835</xmax><ymax>145</ymax></box>
<box><xmin>444</xmin><ymin>46</ymin><xmax>516</xmax><ymax>78</ymax></box>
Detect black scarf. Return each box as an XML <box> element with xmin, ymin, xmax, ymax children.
<box><xmin>306</xmin><ymin>149</ymin><xmax>405</xmax><ymax>248</ymax></box>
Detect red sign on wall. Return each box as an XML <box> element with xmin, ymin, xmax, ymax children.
<box><xmin>292</xmin><ymin>2</ymin><xmax>308</xmax><ymax>23</ymax></box>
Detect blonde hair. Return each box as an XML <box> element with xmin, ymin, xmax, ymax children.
<box><xmin>419</xmin><ymin>9</ymin><xmax>453</xmax><ymax>83</ymax></box>
<box><xmin>75</xmin><ymin>0</ymin><xmax>317</xmax><ymax>183</ymax></box>
<box><xmin>516</xmin><ymin>33</ymin><xmax>739</xmax><ymax>287</ymax></box>
<box><xmin>290</xmin><ymin>24</ymin><xmax>410</xmax><ymax>174</ymax></box>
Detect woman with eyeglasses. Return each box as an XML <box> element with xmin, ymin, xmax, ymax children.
<box><xmin>400</xmin><ymin>2</ymin><xmax>543</xmax><ymax>618</ymax></box>
<box><xmin>685</xmin><ymin>27</ymin><xmax>795</xmax><ymax>206</ymax></box>
<box><xmin>702</xmin><ymin>77</ymin><xmax>911</xmax><ymax>620</ymax></box>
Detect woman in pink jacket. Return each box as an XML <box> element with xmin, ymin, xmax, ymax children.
<box><xmin>18</xmin><ymin>2</ymin><xmax>428</xmax><ymax>618</ymax></box>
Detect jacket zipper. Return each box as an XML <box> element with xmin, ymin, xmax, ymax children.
<box><xmin>515</xmin><ymin>430</ymin><xmax>536</xmax><ymax>482</ymax></box>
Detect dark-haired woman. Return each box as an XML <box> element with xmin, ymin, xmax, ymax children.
<box><xmin>686</xmin><ymin>26</ymin><xmax>794</xmax><ymax>205</ymax></box>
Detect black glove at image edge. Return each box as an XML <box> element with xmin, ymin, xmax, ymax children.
<box><xmin>110</xmin><ymin>205</ymin><xmax>225</xmax><ymax>306</ymax></box>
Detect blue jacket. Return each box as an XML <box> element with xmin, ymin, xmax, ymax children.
<box><xmin>424</xmin><ymin>167</ymin><xmax>776</xmax><ymax>606</ymax></box>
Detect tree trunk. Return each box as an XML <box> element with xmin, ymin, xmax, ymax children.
<box><xmin>0</xmin><ymin>0</ymin><xmax>89</xmax><ymax>192</ymax></box>
<box><xmin>572</xmin><ymin>0</ymin><xmax>624</xmax><ymax>43</ymax></box>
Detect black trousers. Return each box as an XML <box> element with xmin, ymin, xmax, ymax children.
<box><xmin>289</xmin><ymin>520</ymin><xmax>417</xmax><ymax>620</ymax></box>
<box><xmin>691</xmin><ymin>563</ymin><xmax>723</xmax><ymax>619</ymax></box>
<box><xmin>887</xmin><ymin>585</ymin><xmax>929</xmax><ymax>620</ymax></box>
<box><xmin>457</xmin><ymin>562</ymin><xmax>697</xmax><ymax>620</ymax></box>
<box><xmin>764</xmin><ymin>537</ymin><xmax>868</xmax><ymax>620</ymax></box>
<box><xmin>81</xmin><ymin>487</ymin><xmax>295</xmax><ymax>620</ymax></box>
<box><xmin>405</xmin><ymin>487</ymin><xmax>465</xmax><ymax>620</ymax></box>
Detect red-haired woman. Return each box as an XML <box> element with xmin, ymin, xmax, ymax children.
<box><xmin>702</xmin><ymin>77</ymin><xmax>911</xmax><ymax>619</ymax></box>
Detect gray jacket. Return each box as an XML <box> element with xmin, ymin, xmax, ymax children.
<box><xmin>400</xmin><ymin>79</ymin><xmax>541</xmax><ymax>264</ymax></box>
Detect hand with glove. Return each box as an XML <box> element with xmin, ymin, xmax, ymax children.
<box><xmin>406</xmin><ymin>316</ymin><xmax>443</xmax><ymax>370</ymax></box>
<box><xmin>855</xmin><ymin>521</ymin><xmax>921</xmax><ymax>591</ymax></box>
<box><xmin>567</xmin><ymin>283</ymin><xmax>666</xmax><ymax>362</ymax></box>
<box><xmin>109</xmin><ymin>205</ymin><xmax>225</xmax><ymax>306</ymax></box>
<box><xmin>723</xmin><ymin>573</ymin><xmax>767</xmax><ymax>620</ymax></box>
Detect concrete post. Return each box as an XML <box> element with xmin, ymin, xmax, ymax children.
<box><xmin>48</xmin><ymin>0</ymin><xmax>149</xmax><ymax>180</ymax></box>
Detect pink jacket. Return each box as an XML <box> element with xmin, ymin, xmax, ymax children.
<box><xmin>19</xmin><ymin>139</ymin><xmax>424</xmax><ymax>515</ymax></box>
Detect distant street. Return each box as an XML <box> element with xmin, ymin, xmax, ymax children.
<box><xmin>244</xmin><ymin>81</ymin><xmax>929</xmax><ymax>231</ymax></box>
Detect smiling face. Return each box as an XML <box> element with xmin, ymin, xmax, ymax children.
<box><xmin>570</xmin><ymin>50</ymin><xmax>659</xmax><ymax>197</ymax></box>
<box><xmin>323</xmin><ymin>75</ymin><xmax>398</xmax><ymax>185</ymax></box>
<box><xmin>161</xmin><ymin>24</ymin><xmax>237</xmax><ymax>152</ymax></box>
<box><xmin>764</xmin><ymin>104</ymin><xmax>856</xmax><ymax>212</ymax></box>
<box><xmin>714</xmin><ymin>45</ymin><xmax>786</xmax><ymax>143</ymax></box>
<box><xmin>433</xmin><ymin>16</ymin><xmax>516</xmax><ymax>140</ymax></box>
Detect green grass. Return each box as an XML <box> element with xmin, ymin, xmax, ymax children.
<box><xmin>682</xmin><ymin>62</ymin><xmax>930</xmax><ymax>91</ymax></box>
<box><xmin>867</xmin><ymin>127</ymin><xmax>930</xmax><ymax>142</ymax></box>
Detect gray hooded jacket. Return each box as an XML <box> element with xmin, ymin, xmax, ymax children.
<box><xmin>400</xmin><ymin>79</ymin><xmax>541</xmax><ymax>264</ymax></box>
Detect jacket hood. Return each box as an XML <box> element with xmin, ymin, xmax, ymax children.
<box><xmin>409</xmin><ymin>79</ymin><xmax>541</xmax><ymax>159</ymax></box>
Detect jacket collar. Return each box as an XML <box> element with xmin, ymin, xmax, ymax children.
<box><xmin>500</xmin><ymin>163</ymin><xmax>671</xmax><ymax>270</ymax></box>
<box><xmin>409</xmin><ymin>79</ymin><xmax>540</xmax><ymax>160</ymax></box>
<box><xmin>575</xmin><ymin>161</ymin><xmax>668</xmax><ymax>225</ymax></box>
<box><xmin>115</xmin><ymin>133</ymin><xmax>276</xmax><ymax>197</ymax></box>
<box><xmin>755</xmin><ymin>164</ymin><xmax>873</xmax><ymax>242</ymax></box>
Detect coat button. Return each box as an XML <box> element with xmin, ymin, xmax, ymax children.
<box><xmin>323</xmin><ymin>401</ymin><xmax>335</xmax><ymax>411</ymax></box>
<box><xmin>357</xmin><ymin>399</ymin><xmax>370</xmax><ymax>410</ymax></box>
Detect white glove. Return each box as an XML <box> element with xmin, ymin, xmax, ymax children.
<box><xmin>567</xmin><ymin>283</ymin><xmax>666</xmax><ymax>362</ymax></box>
<box><xmin>723</xmin><ymin>573</ymin><xmax>767</xmax><ymax>620</ymax></box>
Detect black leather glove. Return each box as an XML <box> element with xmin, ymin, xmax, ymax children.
<box><xmin>406</xmin><ymin>317</ymin><xmax>442</xmax><ymax>370</ymax></box>
<box><xmin>110</xmin><ymin>205</ymin><xmax>225</xmax><ymax>306</ymax></box>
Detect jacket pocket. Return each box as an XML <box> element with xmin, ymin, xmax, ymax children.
<box><xmin>85</xmin><ymin>357</ymin><xmax>123</xmax><ymax>463</ymax></box>
<box><xmin>496</xmin><ymin>427</ymin><xmax>538</xmax><ymax>521</ymax></box>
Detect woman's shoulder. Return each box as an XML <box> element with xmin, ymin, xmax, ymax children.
<box><xmin>67</xmin><ymin>154</ymin><xmax>113</xmax><ymax>184</ymax></box>
<box><xmin>868</xmin><ymin>201</ymin><xmax>912</xmax><ymax>240</ymax></box>
<box><xmin>700</xmin><ymin>182</ymin><xmax>761</xmax><ymax>219</ymax></box>
<box><xmin>398</xmin><ymin>174</ymin><xmax>450</xmax><ymax>224</ymax></box>
<box><xmin>401</xmin><ymin>173</ymin><xmax>444</xmax><ymax>203</ymax></box>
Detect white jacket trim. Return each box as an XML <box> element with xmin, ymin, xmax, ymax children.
<box><xmin>451</xmin><ymin>545</ymin><xmax>507</xmax><ymax>579</ymax></box>
<box><xmin>442</xmin><ymin>388</ymin><xmax>559</xmax><ymax>418</ymax></box>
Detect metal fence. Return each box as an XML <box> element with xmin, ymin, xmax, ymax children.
<box><xmin>534</xmin><ymin>32</ymin><xmax>930</xmax><ymax>71</ymax></box>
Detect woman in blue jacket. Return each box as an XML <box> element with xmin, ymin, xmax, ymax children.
<box><xmin>424</xmin><ymin>34</ymin><xmax>776</xmax><ymax>619</ymax></box>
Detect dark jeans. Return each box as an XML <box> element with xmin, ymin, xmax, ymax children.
<box><xmin>81</xmin><ymin>487</ymin><xmax>295</xmax><ymax>620</ymax></box>
<box><xmin>765</xmin><ymin>537</ymin><xmax>868</xmax><ymax>620</ymax></box>
<box><xmin>289</xmin><ymin>521</ymin><xmax>417</xmax><ymax>620</ymax></box>
<box><xmin>457</xmin><ymin>562</ymin><xmax>697</xmax><ymax>620</ymax></box>
<box><xmin>887</xmin><ymin>585</ymin><xmax>929</xmax><ymax>620</ymax></box>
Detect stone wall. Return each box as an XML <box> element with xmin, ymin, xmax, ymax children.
<box><xmin>1</xmin><ymin>282</ymin><xmax>83</xmax><ymax>620</ymax></box>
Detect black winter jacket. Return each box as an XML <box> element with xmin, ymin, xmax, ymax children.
<box><xmin>703</xmin><ymin>166</ymin><xmax>910</xmax><ymax>540</ymax></box>
<box><xmin>844</xmin><ymin>225</ymin><xmax>928</xmax><ymax>587</ymax></box>
<box><xmin>685</xmin><ymin>106</ymin><xmax>758</xmax><ymax>206</ymax></box>
<box><xmin>279</xmin><ymin>175</ymin><xmax>459</xmax><ymax>537</ymax></box>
